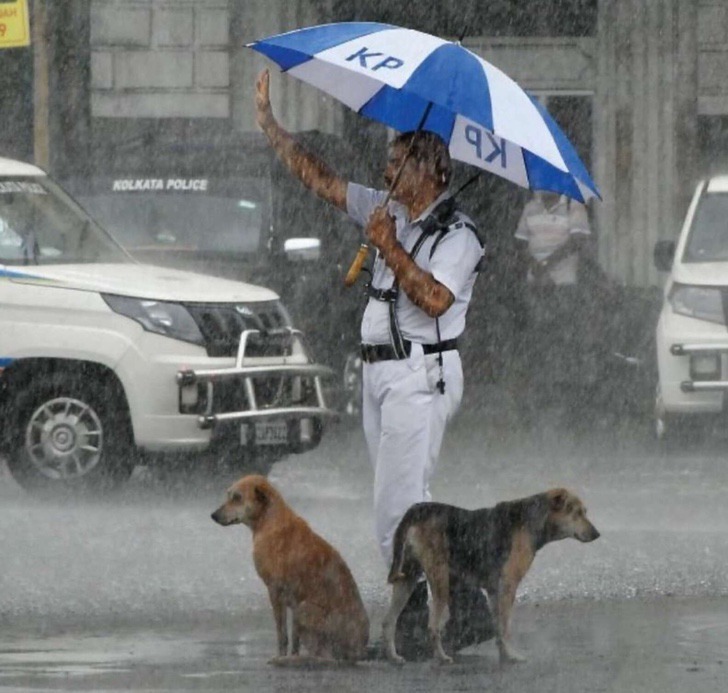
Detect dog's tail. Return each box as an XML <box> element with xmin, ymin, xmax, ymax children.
<box><xmin>388</xmin><ymin>508</ymin><xmax>417</xmax><ymax>584</ymax></box>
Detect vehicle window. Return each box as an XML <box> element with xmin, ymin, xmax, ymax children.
<box><xmin>683</xmin><ymin>192</ymin><xmax>728</xmax><ymax>262</ymax></box>
<box><xmin>0</xmin><ymin>178</ymin><xmax>130</xmax><ymax>265</ymax></box>
<box><xmin>76</xmin><ymin>178</ymin><xmax>266</xmax><ymax>257</ymax></box>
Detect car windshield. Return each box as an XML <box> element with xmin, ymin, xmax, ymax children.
<box><xmin>75</xmin><ymin>177</ymin><xmax>267</xmax><ymax>257</ymax></box>
<box><xmin>683</xmin><ymin>191</ymin><xmax>728</xmax><ymax>262</ymax></box>
<box><xmin>0</xmin><ymin>177</ymin><xmax>131</xmax><ymax>265</ymax></box>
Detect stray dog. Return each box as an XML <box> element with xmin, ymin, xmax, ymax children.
<box><xmin>382</xmin><ymin>488</ymin><xmax>599</xmax><ymax>665</ymax></box>
<box><xmin>211</xmin><ymin>475</ymin><xmax>369</xmax><ymax>665</ymax></box>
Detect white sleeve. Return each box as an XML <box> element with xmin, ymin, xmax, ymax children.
<box><xmin>430</xmin><ymin>226</ymin><xmax>484</xmax><ymax>298</ymax></box>
<box><xmin>514</xmin><ymin>201</ymin><xmax>535</xmax><ymax>241</ymax></box>
<box><xmin>569</xmin><ymin>201</ymin><xmax>591</xmax><ymax>236</ymax></box>
<box><xmin>346</xmin><ymin>183</ymin><xmax>388</xmax><ymax>228</ymax></box>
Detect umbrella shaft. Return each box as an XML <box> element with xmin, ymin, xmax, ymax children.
<box><xmin>344</xmin><ymin>102</ymin><xmax>433</xmax><ymax>288</ymax></box>
<box><xmin>383</xmin><ymin>101</ymin><xmax>434</xmax><ymax>205</ymax></box>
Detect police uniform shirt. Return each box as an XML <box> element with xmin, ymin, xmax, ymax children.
<box><xmin>347</xmin><ymin>183</ymin><xmax>484</xmax><ymax>345</ymax></box>
<box><xmin>515</xmin><ymin>193</ymin><xmax>590</xmax><ymax>285</ymax></box>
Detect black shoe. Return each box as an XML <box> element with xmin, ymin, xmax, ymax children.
<box><xmin>394</xmin><ymin>581</ymin><xmax>432</xmax><ymax>661</ymax></box>
<box><xmin>442</xmin><ymin>578</ymin><xmax>495</xmax><ymax>652</ymax></box>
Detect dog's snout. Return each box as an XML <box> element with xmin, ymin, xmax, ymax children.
<box><xmin>211</xmin><ymin>508</ymin><xmax>225</xmax><ymax>525</ymax></box>
<box><xmin>581</xmin><ymin>523</ymin><xmax>600</xmax><ymax>542</ymax></box>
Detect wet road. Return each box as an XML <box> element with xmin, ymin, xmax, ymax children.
<box><xmin>2</xmin><ymin>404</ymin><xmax>728</xmax><ymax>692</ymax></box>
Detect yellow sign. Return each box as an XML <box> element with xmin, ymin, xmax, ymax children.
<box><xmin>0</xmin><ymin>0</ymin><xmax>30</xmax><ymax>49</ymax></box>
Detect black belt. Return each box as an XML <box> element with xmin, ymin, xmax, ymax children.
<box><xmin>360</xmin><ymin>339</ymin><xmax>458</xmax><ymax>364</ymax></box>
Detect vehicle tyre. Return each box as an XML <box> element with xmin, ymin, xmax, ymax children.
<box><xmin>5</xmin><ymin>373</ymin><xmax>136</xmax><ymax>494</ymax></box>
<box><xmin>654</xmin><ymin>385</ymin><xmax>711</xmax><ymax>451</ymax></box>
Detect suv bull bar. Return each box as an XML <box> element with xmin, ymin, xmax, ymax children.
<box><xmin>176</xmin><ymin>328</ymin><xmax>338</xmax><ymax>429</ymax></box>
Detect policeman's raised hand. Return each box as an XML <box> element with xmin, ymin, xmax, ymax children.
<box><xmin>366</xmin><ymin>206</ymin><xmax>397</xmax><ymax>253</ymax></box>
<box><xmin>255</xmin><ymin>69</ymin><xmax>274</xmax><ymax>130</ymax></box>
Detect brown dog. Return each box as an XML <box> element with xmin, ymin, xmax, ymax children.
<box><xmin>211</xmin><ymin>475</ymin><xmax>369</xmax><ymax>664</ymax></box>
<box><xmin>382</xmin><ymin>488</ymin><xmax>599</xmax><ymax>665</ymax></box>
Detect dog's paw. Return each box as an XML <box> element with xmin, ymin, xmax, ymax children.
<box><xmin>498</xmin><ymin>646</ymin><xmax>527</xmax><ymax>665</ymax></box>
<box><xmin>383</xmin><ymin>641</ymin><xmax>406</xmax><ymax>665</ymax></box>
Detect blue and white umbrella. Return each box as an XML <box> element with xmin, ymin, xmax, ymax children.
<box><xmin>249</xmin><ymin>22</ymin><xmax>600</xmax><ymax>202</ymax></box>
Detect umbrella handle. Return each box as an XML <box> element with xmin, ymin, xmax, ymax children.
<box><xmin>342</xmin><ymin>154</ymin><xmax>399</xmax><ymax>287</ymax></box>
<box><xmin>344</xmin><ymin>244</ymin><xmax>370</xmax><ymax>287</ymax></box>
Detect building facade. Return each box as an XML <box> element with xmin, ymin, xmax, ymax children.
<box><xmin>2</xmin><ymin>0</ymin><xmax>727</xmax><ymax>286</ymax></box>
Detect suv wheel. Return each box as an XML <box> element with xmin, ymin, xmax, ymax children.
<box><xmin>654</xmin><ymin>384</ymin><xmax>711</xmax><ymax>450</ymax></box>
<box><xmin>5</xmin><ymin>374</ymin><xmax>136</xmax><ymax>494</ymax></box>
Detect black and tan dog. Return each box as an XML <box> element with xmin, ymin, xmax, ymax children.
<box><xmin>382</xmin><ymin>488</ymin><xmax>599</xmax><ymax>665</ymax></box>
<box><xmin>212</xmin><ymin>475</ymin><xmax>369</xmax><ymax>665</ymax></box>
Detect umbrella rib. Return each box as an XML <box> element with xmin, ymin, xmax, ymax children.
<box><xmin>453</xmin><ymin>171</ymin><xmax>482</xmax><ymax>199</ymax></box>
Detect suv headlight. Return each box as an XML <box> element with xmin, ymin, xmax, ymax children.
<box><xmin>102</xmin><ymin>294</ymin><xmax>205</xmax><ymax>345</ymax></box>
<box><xmin>669</xmin><ymin>284</ymin><xmax>725</xmax><ymax>325</ymax></box>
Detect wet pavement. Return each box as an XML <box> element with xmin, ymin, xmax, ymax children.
<box><xmin>2</xmin><ymin>404</ymin><xmax>728</xmax><ymax>692</ymax></box>
<box><xmin>1</xmin><ymin>598</ymin><xmax>727</xmax><ymax>692</ymax></box>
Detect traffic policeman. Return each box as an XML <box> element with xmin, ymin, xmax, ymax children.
<box><xmin>255</xmin><ymin>68</ymin><xmax>488</xmax><ymax>657</ymax></box>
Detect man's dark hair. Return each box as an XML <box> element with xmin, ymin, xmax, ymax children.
<box><xmin>392</xmin><ymin>130</ymin><xmax>452</xmax><ymax>185</ymax></box>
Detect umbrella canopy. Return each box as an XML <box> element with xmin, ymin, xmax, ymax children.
<box><xmin>249</xmin><ymin>22</ymin><xmax>600</xmax><ymax>203</ymax></box>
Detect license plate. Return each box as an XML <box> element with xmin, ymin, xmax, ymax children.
<box><xmin>242</xmin><ymin>420</ymin><xmax>289</xmax><ymax>446</ymax></box>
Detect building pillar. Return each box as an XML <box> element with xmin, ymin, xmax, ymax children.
<box><xmin>595</xmin><ymin>0</ymin><xmax>698</xmax><ymax>287</ymax></box>
<box><xmin>32</xmin><ymin>0</ymin><xmax>50</xmax><ymax>169</ymax></box>
<box><xmin>230</xmin><ymin>0</ymin><xmax>340</xmax><ymax>134</ymax></box>
<box><xmin>49</xmin><ymin>0</ymin><xmax>91</xmax><ymax>178</ymax></box>
<box><xmin>674</xmin><ymin>1</ymin><xmax>699</xmax><ymax>222</ymax></box>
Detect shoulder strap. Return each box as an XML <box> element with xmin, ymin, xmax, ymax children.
<box><xmin>425</xmin><ymin>210</ymin><xmax>485</xmax><ymax>281</ymax></box>
<box><xmin>418</xmin><ymin>196</ymin><xmax>457</xmax><ymax>235</ymax></box>
<box><xmin>384</xmin><ymin>227</ymin><xmax>431</xmax><ymax>359</ymax></box>
<box><xmin>419</xmin><ymin>197</ymin><xmax>484</xmax><ymax>250</ymax></box>
<box><xmin>428</xmin><ymin>218</ymin><xmax>485</xmax><ymax>258</ymax></box>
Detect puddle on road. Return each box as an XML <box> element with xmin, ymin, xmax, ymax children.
<box><xmin>677</xmin><ymin>612</ymin><xmax>728</xmax><ymax>662</ymax></box>
<box><xmin>2</xmin><ymin>605</ymin><xmax>728</xmax><ymax>693</ymax></box>
<box><xmin>0</xmin><ymin>629</ymin><xmax>265</xmax><ymax>681</ymax></box>
<box><xmin>0</xmin><ymin>642</ymin><xmax>130</xmax><ymax>677</ymax></box>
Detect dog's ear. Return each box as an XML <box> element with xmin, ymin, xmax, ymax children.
<box><xmin>550</xmin><ymin>489</ymin><xmax>568</xmax><ymax>512</ymax></box>
<box><xmin>254</xmin><ymin>484</ymin><xmax>269</xmax><ymax>508</ymax></box>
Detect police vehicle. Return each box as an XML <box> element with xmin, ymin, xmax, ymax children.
<box><xmin>0</xmin><ymin>156</ymin><xmax>335</xmax><ymax>493</ymax></box>
<box><xmin>61</xmin><ymin>127</ymin><xmax>368</xmax><ymax>418</ymax></box>
<box><xmin>654</xmin><ymin>175</ymin><xmax>728</xmax><ymax>444</ymax></box>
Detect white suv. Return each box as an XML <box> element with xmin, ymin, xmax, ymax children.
<box><xmin>0</xmin><ymin>158</ymin><xmax>335</xmax><ymax>492</ymax></box>
<box><xmin>654</xmin><ymin>175</ymin><xmax>728</xmax><ymax>443</ymax></box>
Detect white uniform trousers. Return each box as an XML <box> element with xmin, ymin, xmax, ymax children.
<box><xmin>362</xmin><ymin>342</ymin><xmax>464</xmax><ymax>566</ymax></box>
